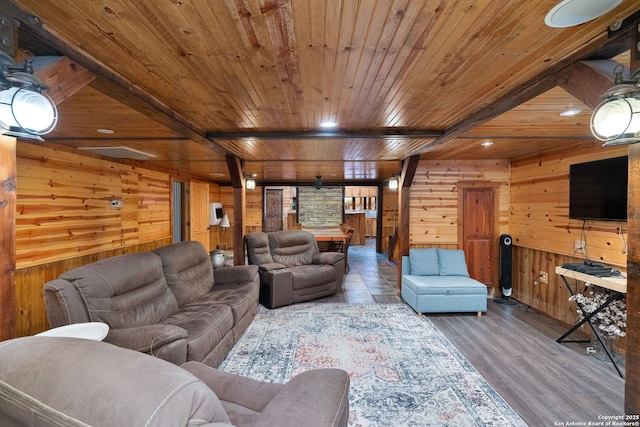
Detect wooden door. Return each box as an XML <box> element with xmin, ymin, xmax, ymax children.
<box><xmin>461</xmin><ymin>187</ymin><xmax>495</xmax><ymax>287</ymax></box>
<box><xmin>264</xmin><ymin>189</ymin><xmax>283</xmax><ymax>232</ymax></box>
<box><xmin>188</xmin><ymin>181</ymin><xmax>210</xmax><ymax>251</ymax></box>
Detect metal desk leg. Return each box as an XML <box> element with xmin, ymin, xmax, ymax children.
<box><xmin>556</xmin><ymin>275</ymin><xmax>625</xmax><ymax>378</ymax></box>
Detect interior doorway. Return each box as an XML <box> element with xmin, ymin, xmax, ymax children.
<box><xmin>172</xmin><ymin>180</ymin><xmax>186</xmax><ymax>243</ymax></box>
<box><xmin>459</xmin><ymin>185</ymin><xmax>497</xmax><ymax>288</ymax></box>
<box><xmin>264</xmin><ymin>189</ymin><xmax>284</xmax><ymax>232</ymax></box>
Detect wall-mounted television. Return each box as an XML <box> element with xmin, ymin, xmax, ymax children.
<box><xmin>569</xmin><ymin>156</ymin><xmax>628</xmax><ymax>222</ymax></box>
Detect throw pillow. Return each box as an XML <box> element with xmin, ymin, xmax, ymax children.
<box><xmin>437</xmin><ymin>249</ymin><xmax>470</xmax><ymax>276</ymax></box>
<box><xmin>408</xmin><ymin>248</ymin><xmax>439</xmax><ymax>276</ymax></box>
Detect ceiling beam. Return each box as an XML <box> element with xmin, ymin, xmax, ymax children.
<box><xmin>420</xmin><ymin>12</ymin><xmax>639</xmax><ymax>155</ymax></box>
<box><xmin>225</xmin><ymin>155</ymin><xmax>245</xmax><ymax>189</ymax></box>
<box><xmin>554</xmin><ymin>60</ymin><xmax>617</xmax><ymax>109</ymax></box>
<box><xmin>34</xmin><ymin>56</ymin><xmax>96</xmax><ymax>106</ymax></box>
<box><xmin>207</xmin><ymin>129</ymin><xmax>443</xmax><ymax>140</ymax></box>
<box><xmin>13</xmin><ymin>9</ymin><xmax>229</xmax><ymax>156</ymax></box>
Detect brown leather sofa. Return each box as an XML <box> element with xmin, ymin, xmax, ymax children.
<box><xmin>244</xmin><ymin>230</ymin><xmax>345</xmax><ymax>308</ymax></box>
<box><xmin>43</xmin><ymin>240</ymin><xmax>259</xmax><ymax>367</ymax></box>
<box><xmin>0</xmin><ymin>336</ymin><xmax>350</xmax><ymax>427</ymax></box>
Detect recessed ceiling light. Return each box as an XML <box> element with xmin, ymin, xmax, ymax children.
<box><xmin>544</xmin><ymin>0</ymin><xmax>622</xmax><ymax>28</ymax></box>
<box><xmin>481</xmin><ymin>141</ymin><xmax>494</xmax><ymax>147</ymax></box>
<box><xmin>381</xmin><ymin>156</ymin><xmax>398</xmax><ymax>160</ymax></box>
<box><xmin>210</xmin><ymin>173</ymin><xmax>225</xmax><ymax>177</ymax></box>
<box><xmin>97</xmin><ymin>128</ymin><xmax>114</xmax><ymax>134</ymax></box>
<box><xmin>560</xmin><ymin>109</ymin><xmax>582</xmax><ymax>116</ymax></box>
<box><xmin>320</xmin><ymin>121</ymin><xmax>337</xmax><ymax>128</ymax></box>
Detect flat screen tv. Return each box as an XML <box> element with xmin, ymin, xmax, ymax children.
<box><xmin>569</xmin><ymin>156</ymin><xmax>628</xmax><ymax>222</ymax></box>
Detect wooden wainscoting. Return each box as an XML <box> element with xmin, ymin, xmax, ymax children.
<box><xmin>511</xmin><ymin>245</ymin><xmax>626</xmax><ymax>354</ymax></box>
<box><xmin>15</xmin><ymin>238</ymin><xmax>172</xmax><ymax>337</ymax></box>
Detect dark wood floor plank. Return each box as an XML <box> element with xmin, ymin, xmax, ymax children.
<box><xmin>430</xmin><ymin>302</ymin><xmax>625</xmax><ymax>426</ymax></box>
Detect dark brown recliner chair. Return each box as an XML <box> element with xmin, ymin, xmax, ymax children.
<box><xmin>244</xmin><ymin>230</ymin><xmax>345</xmax><ymax>308</ymax></box>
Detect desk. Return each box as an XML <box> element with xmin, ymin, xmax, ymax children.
<box><xmin>555</xmin><ymin>266</ymin><xmax>626</xmax><ymax>378</ymax></box>
<box><xmin>303</xmin><ymin>227</ymin><xmax>351</xmax><ymax>272</ymax></box>
<box><xmin>303</xmin><ymin>227</ymin><xmax>348</xmax><ymax>245</ymax></box>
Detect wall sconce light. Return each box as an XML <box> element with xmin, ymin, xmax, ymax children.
<box><xmin>591</xmin><ymin>66</ymin><xmax>640</xmax><ymax>146</ymax></box>
<box><xmin>388</xmin><ymin>175</ymin><xmax>399</xmax><ymax>191</ymax></box>
<box><xmin>0</xmin><ymin>51</ymin><xmax>57</xmax><ymax>141</ymax></box>
<box><xmin>245</xmin><ymin>175</ymin><xmax>256</xmax><ymax>191</ymax></box>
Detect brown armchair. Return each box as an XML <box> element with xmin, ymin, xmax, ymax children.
<box><xmin>244</xmin><ymin>230</ymin><xmax>345</xmax><ymax>308</ymax></box>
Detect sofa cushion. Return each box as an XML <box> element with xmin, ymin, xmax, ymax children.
<box><xmin>59</xmin><ymin>252</ymin><xmax>178</xmax><ymax>328</ymax></box>
<box><xmin>187</xmin><ymin>281</ymin><xmax>259</xmax><ymax>325</ymax></box>
<box><xmin>408</xmin><ymin>248</ymin><xmax>440</xmax><ymax>276</ymax></box>
<box><xmin>162</xmin><ymin>304</ymin><xmax>234</xmax><ymax>363</ymax></box>
<box><xmin>288</xmin><ymin>264</ymin><xmax>337</xmax><ymax>290</ymax></box>
<box><xmin>437</xmin><ymin>249</ymin><xmax>470</xmax><ymax>276</ymax></box>
<box><xmin>153</xmin><ymin>241</ymin><xmax>215</xmax><ymax>306</ymax></box>
<box><xmin>245</xmin><ymin>232</ymin><xmax>274</xmax><ymax>265</ymax></box>
<box><xmin>402</xmin><ymin>275</ymin><xmax>486</xmax><ymax>295</ymax></box>
<box><xmin>268</xmin><ymin>230</ymin><xmax>318</xmax><ymax>266</ymax></box>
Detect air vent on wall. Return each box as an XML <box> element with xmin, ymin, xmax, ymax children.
<box><xmin>78</xmin><ymin>146</ymin><xmax>156</xmax><ymax>160</ymax></box>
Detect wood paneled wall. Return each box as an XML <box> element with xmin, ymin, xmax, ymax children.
<box><xmin>15</xmin><ymin>238</ymin><xmax>171</xmax><ymax>337</ymax></box>
<box><xmin>409</xmin><ymin>160</ymin><xmax>510</xmax><ymax>247</ymax></box>
<box><xmin>219</xmin><ymin>186</ymin><xmax>263</xmax><ymax>249</ymax></box>
<box><xmin>510</xmin><ymin>146</ymin><xmax>628</xmax><ymax>266</ymax></box>
<box><xmin>16</xmin><ymin>143</ymin><xmax>171</xmax><ymax>268</ymax></box>
<box><xmin>510</xmin><ymin>146</ymin><xmax>630</xmax><ymax>353</ymax></box>
<box><xmin>511</xmin><ymin>245</ymin><xmax>626</xmax><ymax>353</ymax></box>
<box><xmin>14</xmin><ymin>142</ymin><xmax>179</xmax><ymax>337</ymax></box>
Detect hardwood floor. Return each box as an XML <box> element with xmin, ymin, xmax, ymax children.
<box><xmin>321</xmin><ymin>239</ymin><xmax>626</xmax><ymax>426</ymax></box>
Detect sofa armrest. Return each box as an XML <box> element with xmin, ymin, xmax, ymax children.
<box><xmin>258</xmin><ymin>268</ymin><xmax>293</xmax><ymax>308</ymax></box>
<box><xmin>105</xmin><ymin>325</ymin><xmax>188</xmax><ymax>364</ymax></box>
<box><xmin>401</xmin><ymin>256</ymin><xmax>411</xmax><ymax>275</ymax></box>
<box><xmin>313</xmin><ymin>252</ymin><xmax>344</xmax><ymax>266</ymax></box>
<box><xmin>181</xmin><ymin>362</ymin><xmax>283</xmax><ymax>412</ymax></box>
<box><xmin>255</xmin><ymin>369</ymin><xmax>350</xmax><ymax>427</ymax></box>
<box><xmin>258</xmin><ymin>262</ymin><xmax>287</xmax><ymax>272</ymax></box>
<box><xmin>182</xmin><ymin>363</ymin><xmax>350</xmax><ymax>427</ymax></box>
<box><xmin>43</xmin><ymin>279</ymin><xmax>91</xmax><ymax>327</ymax></box>
<box><xmin>214</xmin><ymin>265</ymin><xmax>259</xmax><ymax>285</ymax></box>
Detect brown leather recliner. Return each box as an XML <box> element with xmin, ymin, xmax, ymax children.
<box><xmin>244</xmin><ymin>230</ymin><xmax>345</xmax><ymax>308</ymax></box>
<box><xmin>0</xmin><ymin>336</ymin><xmax>350</xmax><ymax>427</ymax></box>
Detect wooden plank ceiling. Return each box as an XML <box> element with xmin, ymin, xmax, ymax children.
<box><xmin>8</xmin><ymin>0</ymin><xmax>640</xmax><ymax>184</ymax></box>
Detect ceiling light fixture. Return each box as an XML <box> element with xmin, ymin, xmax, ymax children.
<box><xmin>320</xmin><ymin>120</ymin><xmax>337</xmax><ymax>128</ymax></box>
<box><xmin>0</xmin><ymin>51</ymin><xmax>57</xmax><ymax>141</ymax></box>
<box><xmin>544</xmin><ymin>0</ymin><xmax>622</xmax><ymax>28</ymax></box>
<box><xmin>560</xmin><ymin>109</ymin><xmax>582</xmax><ymax>117</ymax></box>
<box><xmin>481</xmin><ymin>141</ymin><xmax>494</xmax><ymax>147</ymax></box>
<box><xmin>591</xmin><ymin>65</ymin><xmax>640</xmax><ymax>146</ymax></box>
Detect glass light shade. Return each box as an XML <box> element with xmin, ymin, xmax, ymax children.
<box><xmin>220</xmin><ymin>213</ymin><xmax>230</xmax><ymax>228</ymax></box>
<box><xmin>245</xmin><ymin>177</ymin><xmax>256</xmax><ymax>190</ymax></box>
<box><xmin>388</xmin><ymin>177</ymin><xmax>398</xmax><ymax>190</ymax></box>
<box><xmin>591</xmin><ymin>97</ymin><xmax>640</xmax><ymax>144</ymax></box>
<box><xmin>0</xmin><ymin>87</ymin><xmax>57</xmax><ymax>136</ymax></box>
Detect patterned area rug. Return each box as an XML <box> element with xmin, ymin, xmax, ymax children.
<box><xmin>219</xmin><ymin>303</ymin><xmax>527</xmax><ymax>427</ymax></box>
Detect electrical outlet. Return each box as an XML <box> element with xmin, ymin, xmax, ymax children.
<box><xmin>539</xmin><ymin>271</ymin><xmax>548</xmax><ymax>284</ymax></box>
<box><xmin>574</xmin><ymin>239</ymin><xmax>585</xmax><ymax>251</ymax></box>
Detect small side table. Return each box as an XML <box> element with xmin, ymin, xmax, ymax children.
<box><xmin>36</xmin><ymin>322</ymin><xmax>109</xmax><ymax>341</ymax></box>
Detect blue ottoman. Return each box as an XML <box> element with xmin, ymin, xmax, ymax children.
<box><xmin>401</xmin><ymin>248</ymin><xmax>487</xmax><ymax>316</ymax></box>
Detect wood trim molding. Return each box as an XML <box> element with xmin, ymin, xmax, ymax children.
<box><xmin>0</xmin><ymin>135</ymin><xmax>16</xmax><ymax>341</ymax></box>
